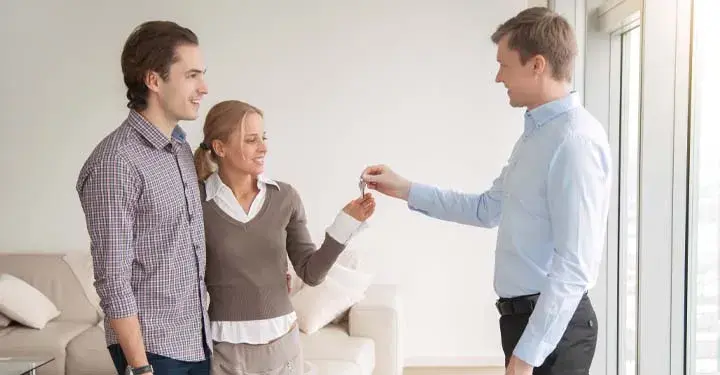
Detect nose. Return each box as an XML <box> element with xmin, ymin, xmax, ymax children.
<box><xmin>199</xmin><ymin>78</ymin><xmax>209</xmax><ymax>95</ymax></box>
<box><xmin>495</xmin><ymin>71</ymin><xmax>501</xmax><ymax>83</ymax></box>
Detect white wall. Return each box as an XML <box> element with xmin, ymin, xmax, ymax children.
<box><xmin>0</xmin><ymin>0</ymin><xmax>531</xmax><ymax>366</ymax></box>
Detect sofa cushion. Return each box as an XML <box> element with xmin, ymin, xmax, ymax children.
<box><xmin>0</xmin><ymin>254</ymin><xmax>99</xmax><ymax>324</ymax></box>
<box><xmin>293</xmin><ymin>276</ymin><xmax>369</xmax><ymax>335</ymax></box>
<box><xmin>300</xmin><ymin>324</ymin><xmax>374</xmax><ymax>375</ymax></box>
<box><xmin>66</xmin><ymin>325</ymin><xmax>116</xmax><ymax>375</ymax></box>
<box><xmin>0</xmin><ymin>321</ymin><xmax>90</xmax><ymax>375</ymax></box>
<box><xmin>311</xmin><ymin>359</ymin><xmax>363</xmax><ymax>375</ymax></box>
<box><xmin>0</xmin><ymin>273</ymin><xmax>61</xmax><ymax>329</ymax></box>
<box><xmin>0</xmin><ymin>312</ymin><xmax>10</xmax><ymax>328</ymax></box>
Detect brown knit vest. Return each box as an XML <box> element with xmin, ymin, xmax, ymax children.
<box><xmin>201</xmin><ymin>180</ymin><xmax>345</xmax><ymax>322</ymax></box>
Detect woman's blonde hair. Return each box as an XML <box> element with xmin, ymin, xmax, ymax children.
<box><xmin>193</xmin><ymin>100</ymin><xmax>264</xmax><ymax>181</ymax></box>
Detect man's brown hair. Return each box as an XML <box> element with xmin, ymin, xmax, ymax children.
<box><xmin>491</xmin><ymin>7</ymin><xmax>577</xmax><ymax>82</ymax></box>
<box><xmin>121</xmin><ymin>21</ymin><xmax>199</xmax><ymax>111</ymax></box>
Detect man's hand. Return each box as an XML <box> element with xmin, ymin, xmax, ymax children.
<box><xmin>506</xmin><ymin>355</ymin><xmax>533</xmax><ymax>375</ymax></box>
<box><xmin>360</xmin><ymin>165</ymin><xmax>412</xmax><ymax>201</ymax></box>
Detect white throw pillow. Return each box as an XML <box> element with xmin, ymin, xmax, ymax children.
<box><xmin>0</xmin><ymin>273</ymin><xmax>61</xmax><ymax>329</ymax></box>
<box><xmin>292</xmin><ymin>277</ymin><xmax>363</xmax><ymax>334</ymax></box>
<box><xmin>327</xmin><ymin>263</ymin><xmax>373</xmax><ymax>292</ymax></box>
<box><xmin>328</xmin><ymin>263</ymin><xmax>373</xmax><ymax>325</ymax></box>
<box><xmin>0</xmin><ymin>312</ymin><xmax>11</xmax><ymax>328</ymax></box>
<box><xmin>291</xmin><ymin>265</ymin><xmax>373</xmax><ymax>334</ymax></box>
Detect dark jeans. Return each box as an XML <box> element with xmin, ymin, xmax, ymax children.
<box><xmin>108</xmin><ymin>344</ymin><xmax>210</xmax><ymax>375</ymax></box>
<box><xmin>499</xmin><ymin>293</ymin><xmax>598</xmax><ymax>375</ymax></box>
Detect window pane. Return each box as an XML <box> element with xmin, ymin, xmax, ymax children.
<box><xmin>619</xmin><ymin>25</ymin><xmax>641</xmax><ymax>375</ymax></box>
<box><xmin>688</xmin><ymin>0</ymin><xmax>720</xmax><ymax>374</ymax></box>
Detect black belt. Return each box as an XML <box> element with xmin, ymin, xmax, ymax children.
<box><xmin>495</xmin><ymin>293</ymin><xmax>539</xmax><ymax>316</ymax></box>
<box><xmin>495</xmin><ymin>292</ymin><xmax>590</xmax><ymax>316</ymax></box>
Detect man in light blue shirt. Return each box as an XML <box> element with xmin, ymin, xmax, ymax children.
<box><xmin>361</xmin><ymin>7</ymin><xmax>611</xmax><ymax>375</ymax></box>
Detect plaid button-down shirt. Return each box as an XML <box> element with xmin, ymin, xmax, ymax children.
<box><xmin>76</xmin><ymin>110</ymin><xmax>211</xmax><ymax>361</ymax></box>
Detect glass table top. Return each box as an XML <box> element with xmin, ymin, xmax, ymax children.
<box><xmin>0</xmin><ymin>357</ymin><xmax>55</xmax><ymax>374</ymax></box>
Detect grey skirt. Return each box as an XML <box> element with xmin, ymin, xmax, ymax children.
<box><xmin>211</xmin><ymin>324</ymin><xmax>304</xmax><ymax>375</ymax></box>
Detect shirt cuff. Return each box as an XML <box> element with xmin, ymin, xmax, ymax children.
<box><xmin>407</xmin><ymin>182</ymin><xmax>435</xmax><ymax>213</ymax></box>
<box><xmin>512</xmin><ymin>332</ymin><xmax>556</xmax><ymax>367</ymax></box>
<box><xmin>99</xmin><ymin>286</ymin><xmax>138</xmax><ymax>320</ymax></box>
<box><xmin>326</xmin><ymin>211</ymin><xmax>365</xmax><ymax>244</ymax></box>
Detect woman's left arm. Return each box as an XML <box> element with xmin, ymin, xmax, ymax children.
<box><xmin>286</xmin><ymin>189</ymin><xmax>375</xmax><ymax>286</ymax></box>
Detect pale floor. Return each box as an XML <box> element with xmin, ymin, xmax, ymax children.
<box><xmin>404</xmin><ymin>367</ymin><xmax>504</xmax><ymax>375</ymax></box>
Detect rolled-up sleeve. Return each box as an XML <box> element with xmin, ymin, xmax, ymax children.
<box><xmin>77</xmin><ymin>155</ymin><xmax>140</xmax><ymax>319</ymax></box>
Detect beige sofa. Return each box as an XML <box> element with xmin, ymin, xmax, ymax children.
<box><xmin>0</xmin><ymin>253</ymin><xmax>403</xmax><ymax>375</ymax></box>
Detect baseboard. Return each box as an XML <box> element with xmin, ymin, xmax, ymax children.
<box><xmin>404</xmin><ymin>356</ymin><xmax>506</xmax><ymax>368</ymax></box>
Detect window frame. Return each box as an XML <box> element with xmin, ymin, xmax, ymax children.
<box><xmin>682</xmin><ymin>0</ymin><xmax>716</xmax><ymax>372</ymax></box>
<box><xmin>580</xmin><ymin>0</ymin><xmax>692</xmax><ymax>374</ymax></box>
<box><xmin>613</xmin><ymin>21</ymin><xmax>641</xmax><ymax>375</ymax></box>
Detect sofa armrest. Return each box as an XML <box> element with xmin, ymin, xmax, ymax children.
<box><xmin>348</xmin><ymin>284</ymin><xmax>403</xmax><ymax>375</ymax></box>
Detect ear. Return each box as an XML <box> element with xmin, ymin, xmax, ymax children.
<box><xmin>211</xmin><ymin>139</ymin><xmax>224</xmax><ymax>158</ymax></box>
<box><xmin>531</xmin><ymin>55</ymin><xmax>547</xmax><ymax>77</ymax></box>
<box><xmin>144</xmin><ymin>70</ymin><xmax>162</xmax><ymax>94</ymax></box>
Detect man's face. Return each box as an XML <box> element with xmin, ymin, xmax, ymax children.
<box><xmin>156</xmin><ymin>44</ymin><xmax>208</xmax><ymax>122</ymax></box>
<box><xmin>494</xmin><ymin>35</ymin><xmax>539</xmax><ymax>109</ymax></box>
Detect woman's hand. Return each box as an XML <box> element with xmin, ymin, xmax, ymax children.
<box><xmin>342</xmin><ymin>193</ymin><xmax>376</xmax><ymax>221</ymax></box>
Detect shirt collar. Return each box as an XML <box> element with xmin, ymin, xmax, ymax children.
<box><xmin>204</xmin><ymin>172</ymin><xmax>280</xmax><ymax>202</ymax></box>
<box><xmin>524</xmin><ymin>91</ymin><xmax>581</xmax><ymax>133</ymax></box>
<box><xmin>127</xmin><ymin>110</ymin><xmax>186</xmax><ymax>149</ymax></box>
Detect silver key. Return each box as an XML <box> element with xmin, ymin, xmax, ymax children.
<box><xmin>358</xmin><ymin>177</ymin><xmax>366</xmax><ymax>198</ymax></box>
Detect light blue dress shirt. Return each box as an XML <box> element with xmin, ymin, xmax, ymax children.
<box><xmin>407</xmin><ymin>92</ymin><xmax>612</xmax><ymax>366</ymax></box>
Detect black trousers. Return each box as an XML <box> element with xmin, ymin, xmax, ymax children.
<box><xmin>498</xmin><ymin>293</ymin><xmax>598</xmax><ymax>375</ymax></box>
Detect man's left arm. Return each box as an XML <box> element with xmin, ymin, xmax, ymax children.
<box><xmin>512</xmin><ymin>134</ymin><xmax>612</xmax><ymax>368</ymax></box>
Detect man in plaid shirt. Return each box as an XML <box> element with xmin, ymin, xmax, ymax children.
<box><xmin>76</xmin><ymin>21</ymin><xmax>211</xmax><ymax>375</ymax></box>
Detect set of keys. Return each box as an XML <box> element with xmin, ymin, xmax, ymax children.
<box><xmin>358</xmin><ymin>175</ymin><xmax>366</xmax><ymax>199</ymax></box>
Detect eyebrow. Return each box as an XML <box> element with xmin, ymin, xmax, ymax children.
<box><xmin>186</xmin><ymin>68</ymin><xmax>207</xmax><ymax>75</ymax></box>
<box><xmin>244</xmin><ymin>132</ymin><xmax>267</xmax><ymax>137</ymax></box>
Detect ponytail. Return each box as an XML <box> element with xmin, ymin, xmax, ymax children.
<box><xmin>193</xmin><ymin>143</ymin><xmax>215</xmax><ymax>182</ymax></box>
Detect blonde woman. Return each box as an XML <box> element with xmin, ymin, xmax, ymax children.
<box><xmin>193</xmin><ymin>100</ymin><xmax>374</xmax><ymax>375</ymax></box>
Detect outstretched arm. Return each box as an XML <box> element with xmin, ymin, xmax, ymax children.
<box><xmin>286</xmin><ymin>188</ymin><xmax>374</xmax><ymax>286</ymax></box>
<box><xmin>407</xmin><ymin>165</ymin><xmax>507</xmax><ymax>228</ymax></box>
<box><xmin>361</xmin><ymin>164</ymin><xmax>508</xmax><ymax>228</ymax></box>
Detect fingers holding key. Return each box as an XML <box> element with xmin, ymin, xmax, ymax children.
<box><xmin>360</xmin><ymin>164</ymin><xmax>411</xmax><ymax>200</ymax></box>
